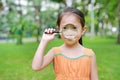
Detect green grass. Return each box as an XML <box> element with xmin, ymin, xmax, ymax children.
<box><xmin>0</xmin><ymin>37</ymin><xmax>120</xmax><ymax>80</ymax></box>
<box><xmin>83</xmin><ymin>36</ymin><xmax>120</xmax><ymax>80</ymax></box>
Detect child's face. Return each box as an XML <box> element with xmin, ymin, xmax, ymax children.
<box><xmin>59</xmin><ymin>13</ymin><xmax>86</xmax><ymax>45</ymax></box>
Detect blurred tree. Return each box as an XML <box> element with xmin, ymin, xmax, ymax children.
<box><xmin>0</xmin><ymin>0</ymin><xmax>18</xmax><ymax>40</ymax></box>
<box><xmin>95</xmin><ymin>0</ymin><xmax>118</xmax><ymax>37</ymax></box>
<box><xmin>16</xmin><ymin>0</ymin><xmax>23</xmax><ymax>44</ymax></box>
<box><xmin>40</xmin><ymin>8</ymin><xmax>57</xmax><ymax>29</ymax></box>
<box><xmin>51</xmin><ymin>0</ymin><xmax>67</xmax><ymax>6</ymax></box>
<box><xmin>0</xmin><ymin>0</ymin><xmax>119</xmax><ymax>44</ymax></box>
<box><xmin>0</xmin><ymin>1</ymin><xmax>3</xmax><ymax>10</ymax></box>
<box><xmin>51</xmin><ymin>0</ymin><xmax>75</xmax><ymax>7</ymax></box>
<box><xmin>32</xmin><ymin>0</ymin><xmax>42</xmax><ymax>42</ymax></box>
<box><xmin>95</xmin><ymin>0</ymin><xmax>110</xmax><ymax>37</ymax></box>
<box><xmin>0</xmin><ymin>0</ymin><xmax>43</xmax><ymax>44</ymax></box>
<box><xmin>74</xmin><ymin>0</ymin><xmax>90</xmax><ymax>14</ymax></box>
<box><xmin>95</xmin><ymin>0</ymin><xmax>120</xmax><ymax>44</ymax></box>
<box><xmin>117</xmin><ymin>0</ymin><xmax>120</xmax><ymax>44</ymax></box>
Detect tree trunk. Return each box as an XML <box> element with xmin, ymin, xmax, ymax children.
<box><xmin>117</xmin><ymin>0</ymin><xmax>120</xmax><ymax>44</ymax></box>
<box><xmin>34</xmin><ymin>5</ymin><xmax>41</xmax><ymax>42</ymax></box>
<box><xmin>117</xmin><ymin>19</ymin><xmax>120</xmax><ymax>44</ymax></box>
<box><xmin>0</xmin><ymin>2</ymin><xmax>3</xmax><ymax>10</ymax></box>
<box><xmin>16</xmin><ymin>0</ymin><xmax>23</xmax><ymax>45</ymax></box>
<box><xmin>65</xmin><ymin>0</ymin><xmax>74</xmax><ymax>7</ymax></box>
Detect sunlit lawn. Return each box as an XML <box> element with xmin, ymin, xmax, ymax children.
<box><xmin>0</xmin><ymin>36</ymin><xmax>120</xmax><ymax>80</ymax></box>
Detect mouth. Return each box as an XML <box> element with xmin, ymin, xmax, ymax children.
<box><xmin>64</xmin><ymin>35</ymin><xmax>76</xmax><ymax>40</ymax></box>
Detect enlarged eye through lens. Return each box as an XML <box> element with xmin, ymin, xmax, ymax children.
<box><xmin>62</xmin><ymin>24</ymin><xmax>78</xmax><ymax>31</ymax></box>
<box><xmin>72</xmin><ymin>26</ymin><xmax>77</xmax><ymax>29</ymax></box>
<box><xmin>63</xmin><ymin>26</ymin><xmax>67</xmax><ymax>29</ymax></box>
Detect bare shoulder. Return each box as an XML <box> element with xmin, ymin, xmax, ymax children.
<box><xmin>46</xmin><ymin>47</ymin><xmax>60</xmax><ymax>57</ymax></box>
<box><xmin>51</xmin><ymin>46</ymin><xmax>61</xmax><ymax>54</ymax></box>
<box><xmin>84</xmin><ymin>48</ymin><xmax>97</xmax><ymax>62</ymax></box>
<box><xmin>84</xmin><ymin>47</ymin><xmax>96</xmax><ymax>56</ymax></box>
<box><xmin>45</xmin><ymin>47</ymin><xmax>57</xmax><ymax>56</ymax></box>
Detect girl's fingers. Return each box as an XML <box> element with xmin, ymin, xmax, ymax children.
<box><xmin>44</xmin><ymin>28</ymin><xmax>56</xmax><ymax>34</ymax></box>
<box><xmin>44</xmin><ymin>29</ymin><xmax>47</xmax><ymax>33</ymax></box>
<box><xmin>50</xmin><ymin>28</ymin><xmax>53</xmax><ymax>33</ymax></box>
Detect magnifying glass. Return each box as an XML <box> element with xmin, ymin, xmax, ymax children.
<box><xmin>45</xmin><ymin>24</ymin><xmax>79</xmax><ymax>41</ymax></box>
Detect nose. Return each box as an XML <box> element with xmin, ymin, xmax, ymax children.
<box><xmin>65</xmin><ymin>29</ymin><xmax>74</xmax><ymax>35</ymax></box>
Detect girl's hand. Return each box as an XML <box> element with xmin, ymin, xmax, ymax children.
<box><xmin>41</xmin><ymin>28</ymin><xmax>56</xmax><ymax>42</ymax></box>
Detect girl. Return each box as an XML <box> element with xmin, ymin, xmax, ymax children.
<box><xmin>32</xmin><ymin>7</ymin><xmax>98</xmax><ymax>80</ymax></box>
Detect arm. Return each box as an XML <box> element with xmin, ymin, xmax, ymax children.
<box><xmin>32</xmin><ymin>28</ymin><xmax>56</xmax><ymax>71</ymax></box>
<box><xmin>91</xmin><ymin>53</ymin><xmax>98</xmax><ymax>80</ymax></box>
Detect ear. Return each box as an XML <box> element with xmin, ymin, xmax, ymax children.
<box><xmin>56</xmin><ymin>26</ymin><xmax>60</xmax><ymax>30</ymax></box>
<box><xmin>56</xmin><ymin>26</ymin><xmax>62</xmax><ymax>35</ymax></box>
<box><xmin>82</xmin><ymin>26</ymin><xmax>87</xmax><ymax>35</ymax></box>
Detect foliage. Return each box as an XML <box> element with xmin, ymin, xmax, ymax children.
<box><xmin>40</xmin><ymin>8</ymin><xmax>57</xmax><ymax>29</ymax></box>
<box><xmin>0</xmin><ymin>0</ymin><xmax>120</xmax><ymax>44</ymax></box>
<box><xmin>96</xmin><ymin>0</ymin><xmax>118</xmax><ymax>25</ymax></box>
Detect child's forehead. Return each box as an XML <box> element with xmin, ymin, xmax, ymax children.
<box><xmin>60</xmin><ymin>12</ymin><xmax>81</xmax><ymax>26</ymax></box>
<box><xmin>61</xmin><ymin>12</ymin><xmax>80</xmax><ymax>19</ymax></box>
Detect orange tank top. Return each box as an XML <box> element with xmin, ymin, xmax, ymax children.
<box><xmin>53</xmin><ymin>47</ymin><xmax>93</xmax><ymax>80</ymax></box>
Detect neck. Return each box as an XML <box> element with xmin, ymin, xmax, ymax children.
<box><xmin>63</xmin><ymin>42</ymin><xmax>81</xmax><ymax>49</ymax></box>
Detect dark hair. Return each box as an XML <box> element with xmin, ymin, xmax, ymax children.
<box><xmin>57</xmin><ymin>7</ymin><xmax>85</xmax><ymax>45</ymax></box>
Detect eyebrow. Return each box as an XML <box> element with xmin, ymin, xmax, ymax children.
<box><xmin>60</xmin><ymin>24</ymin><xmax>79</xmax><ymax>27</ymax></box>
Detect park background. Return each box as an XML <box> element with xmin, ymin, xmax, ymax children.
<box><xmin>0</xmin><ymin>0</ymin><xmax>120</xmax><ymax>80</ymax></box>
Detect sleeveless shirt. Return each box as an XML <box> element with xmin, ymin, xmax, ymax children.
<box><xmin>53</xmin><ymin>47</ymin><xmax>93</xmax><ymax>80</ymax></box>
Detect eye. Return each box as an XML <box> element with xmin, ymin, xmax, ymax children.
<box><xmin>63</xmin><ymin>26</ymin><xmax>67</xmax><ymax>29</ymax></box>
<box><xmin>72</xmin><ymin>26</ymin><xmax>77</xmax><ymax>29</ymax></box>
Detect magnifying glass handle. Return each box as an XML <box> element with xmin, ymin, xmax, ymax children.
<box><xmin>44</xmin><ymin>30</ymin><xmax>60</xmax><ymax>34</ymax></box>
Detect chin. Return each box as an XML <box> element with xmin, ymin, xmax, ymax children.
<box><xmin>61</xmin><ymin>36</ymin><xmax>79</xmax><ymax>45</ymax></box>
<box><xmin>65</xmin><ymin>39</ymin><xmax>77</xmax><ymax>45</ymax></box>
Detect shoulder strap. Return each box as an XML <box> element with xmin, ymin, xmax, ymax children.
<box><xmin>84</xmin><ymin>48</ymin><xmax>94</xmax><ymax>56</ymax></box>
<box><xmin>53</xmin><ymin>47</ymin><xmax>61</xmax><ymax>54</ymax></box>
